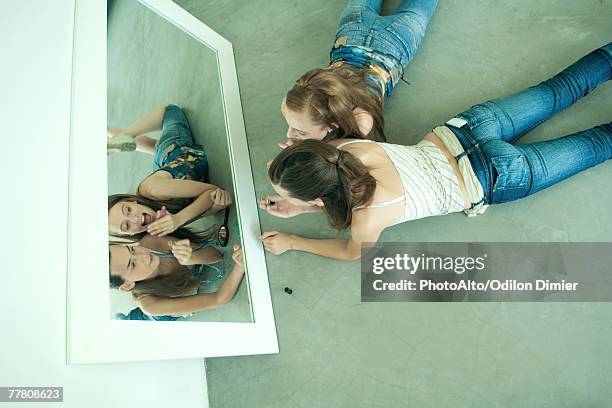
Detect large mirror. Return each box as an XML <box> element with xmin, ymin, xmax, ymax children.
<box><xmin>107</xmin><ymin>0</ymin><xmax>250</xmax><ymax>323</ymax></box>
<box><xmin>67</xmin><ymin>0</ymin><xmax>277</xmax><ymax>363</ymax></box>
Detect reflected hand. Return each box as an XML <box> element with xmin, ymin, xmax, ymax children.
<box><xmin>147</xmin><ymin>206</ymin><xmax>179</xmax><ymax>236</ymax></box>
<box><xmin>231</xmin><ymin>245</ymin><xmax>244</xmax><ymax>269</ymax></box>
<box><xmin>211</xmin><ymin>188</ymin><xmax>232</xmax><ymax>208</ymax></box>
<box><xmin>260</xmin><ymin>231</ymin><xmax>294</xmax><ymax>255</ymax></box>
<box><xmin>258</xmin><ymin>195</ymin><xmax>305</xmax><ymax>218</ymax></box>
<box><xmin>170</xmin><ymin>239</ymin><xmax>193</xmax><ymax>265</ymax></box>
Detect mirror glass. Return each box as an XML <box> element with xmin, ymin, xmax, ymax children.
<box><xmin>107</xmin><ymin>0</ymin><xmax>252</xmax><ymax>323</ymax></box>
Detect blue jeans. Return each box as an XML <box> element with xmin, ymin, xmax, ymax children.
<box><xmin>115</xmin><ymin>307</ymin><xmax>180</xmax><ymax>321</ymax></box>
<box><xmin>447</xmin><ymin>43</ymin><xmax>612</xmax><ymax>205</ymax></box>
<box><xmin>332</xmin><ymin>0</ymin><xmax>438</xmax><ymax>72</ymax></box>
<box><xmin>152</xmin><ymin>104</ymin><xmax>208</xmax><ymax>182</ymax></box>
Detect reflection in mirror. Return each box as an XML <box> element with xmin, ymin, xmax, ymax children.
<box><xmin>107</xmin><ymin>0</ymin><xmax>252</xmax><ymax>323</ymax></box>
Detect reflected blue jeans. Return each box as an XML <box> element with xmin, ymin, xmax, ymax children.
<box><xmin>447</xmin><ymin>43</ymin><xmax>612</xmax><ymax>205</ymax></box>
<box><xmin>333</xmin><ymin>0</ymin><xmax>438</xmax><ymax>71</ymax></box>
<box><xmin>152</xmin><ymin>104</ymin><xmax>208</xmax><ymax>182</ymax></box>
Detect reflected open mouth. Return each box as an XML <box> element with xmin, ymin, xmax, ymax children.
<box><xmin>277</xmin><ymin>141</ymin><xmax>289</xmax><ymax>149</ymax></box>
<box><xmin>142</xmin><ymin>213</ymin><xmax>152</xmax><ymax>226</ymax></box>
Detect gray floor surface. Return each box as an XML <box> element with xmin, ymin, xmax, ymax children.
<box><xmin>182</xmin><ymin>0</ymin><xmax>611</xmax><ymax>406</ymax></box>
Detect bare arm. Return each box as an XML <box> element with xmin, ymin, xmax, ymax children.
<box><xmin>139</xmin><ymin>246</ymin><xmax>245</xmax><ymax>316</ymax></box>
<box><xmin>290</xmin><ymin>236</ymin><xmax>363</xmax><ymax>261</ymax></box>
<box><xmin>139</xmin><ymin>176</ymin><xmax>231</xmax><ymax>235</ymax></box>
<box><xmin>140</xmin><ymin>235</ymin><xmax>222</xmax><ymax>265</ymax></box>
<box><xmin>261</xmin><ymin>211</ymin><xmax>384</xmax><ymax>260</ymax></box>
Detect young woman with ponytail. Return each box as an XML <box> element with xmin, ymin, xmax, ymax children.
<box><xmin>262</xmin><ymin>44</ymin><xmax>612</xmax><ymax>260</ymax></box>
<box><xmin>279</xmin><ymin>0</ymin><xmax>438</xmax><ymax>148</ymax></box>
<box><xmin>265</xmin><ymin>0</ymin><xmax>438</xmax><ymax>217</ymax></box>
<box><xmin>107</xmin><ymin>104</ymin><xmax>232</xmax><ymax>238</ymax></box>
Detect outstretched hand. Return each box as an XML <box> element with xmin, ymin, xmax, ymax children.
<box><xmin>260</xmin><ymin>231</ymin><xmax>294</xmax><ymax>255</ymax></box>
<box><xmin>258</xmin><ymin>195</ymin><xmax>306</xmax><ymax>218</ymax></box>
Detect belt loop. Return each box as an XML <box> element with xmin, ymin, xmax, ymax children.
<box><xmin>455</xmin><ymin>142</ymin><xmax>480</xmax><ymax>161</ymax></box>
<box><xmin>469</xmin><ymin>198</ymin><xmax>485</xmax><ymax>209</ymax></box>
<box><xmin>455</xmin><ymin>151</ymin><xmax>468</xmax><ymax>161</ymax></box>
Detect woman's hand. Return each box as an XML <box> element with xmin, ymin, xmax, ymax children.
<box><xmin>170</xmin><ymin>239</ymin><xmax>193</xmax><ymax>265</ymax></box>
<box><xmin>211</xmin><ymin>188</ymin><xmax>232</xmax><ymax>209</ymax></box>
<box><xmin>260</xmin><ymin>231</ymin><xmax>294</xmax><ymax>255</ymax></box>
<box><xmin>147</xmin><ymin>206</ymin><xmax>179</xmax><ymax>236</ymax></box>
<box><xmin>258</xmin><ymin>195</ymin><xmax>306</xmax><ymax>218</ymax></box>
<box><xmin>231</xmin><ymin>245</ymin><xmax>244</xmax><ymax>269</ymax></box>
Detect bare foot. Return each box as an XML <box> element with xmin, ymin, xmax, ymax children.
<box><xmin>107</xmin><ymin>133</ymin><xmax>136</xmax><ymax>154</ymax></box>
<box><xmin>107</xmin><ymin>127</ymin><xmax>126</xmax><ymax>138</ymax></box>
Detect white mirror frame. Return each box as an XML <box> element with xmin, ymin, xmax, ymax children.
<box><xmin>67</xmin><ymin>0</ymin><xmax>278</xmax><ymax>364</ymax></box>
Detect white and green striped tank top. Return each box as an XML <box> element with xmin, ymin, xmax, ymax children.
<box><xmin>337</xmin><ymin>139</ymin><xmax>465</xmax><ymax>225</ymax></box>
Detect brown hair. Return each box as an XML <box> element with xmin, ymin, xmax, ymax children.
<box><xmin>268</xmin><ymin>139</ymin><xmax>376</xmax><ymax>230</ymax></box>
<box><xmin>109</xmin><ymin>245</ymin><xmax>198</xmax><ymax>298</ymax></box>
<box><xmin>108</xmin><ymin>194</ymin><xmax>215</xmax><ymax>243</ymax></box>
<box><xmin>285</xmin><ymin>65</ymin><xmax>386</xmax><ymax>142</ymax></box>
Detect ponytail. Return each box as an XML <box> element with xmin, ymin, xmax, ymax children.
<box><xmin>269</xmin><ymin>140</ymin><xmax>376</xmax><ymax>230</ymax></box>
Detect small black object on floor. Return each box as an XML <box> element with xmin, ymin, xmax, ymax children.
<box><xmin>284</xmin><ymin>287</ymin><xmax>293</xmax><ymax>295</ymax></box>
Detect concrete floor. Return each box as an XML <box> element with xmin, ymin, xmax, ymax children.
<box><xmin>178</xmin><ymin>0</ymin><xmax>612</xmax><ymax>406</ymax></box>
<box><xmin>107</xmin><ymin>0</ymin><xmax>251</xmax><ymax>323</ymax></box>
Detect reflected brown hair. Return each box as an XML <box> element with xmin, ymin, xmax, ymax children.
<box><xmin>268</xmin><ymin>139</ymin><xmax>376</xmax><ymax>230</ymax></box>
<box><xmin>286</xmin><ymin>65</ymin><xmax>385</xmax><ymax>142</ymax></box>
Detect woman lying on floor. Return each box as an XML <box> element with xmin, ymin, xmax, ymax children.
<box><xmin>278</xmin><ymin>0</ymin><xmax>438</xmax><ymax>148</ymax></box>
<box><xmin>108</xmin><ymin>104</ymin><xmax>232</xmax><ymax>239</ymax></box>
<box><xmin>260</xmin><ymin>43</ymin><xmax>612</xmax><ymax>260</ymax></box>
<box><xmin>109</xmin><ymin>231</ymin><xmax>245</xmax><ymax>316</ymax></box>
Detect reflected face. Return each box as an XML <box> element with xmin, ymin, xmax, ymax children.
<box><xmin>109</xmin><ymin>245</ymin><xmax>161</xmax><ymax>287</ymax></box>
<box><xmin>280</xmin><ymin>98</ymin><xmax>330</xmax><ymax>148</ymax></box>
<box><xmin>108</xmin><ymin>200</ymin><xmax>158</xmax><ymax>236</ymax></box>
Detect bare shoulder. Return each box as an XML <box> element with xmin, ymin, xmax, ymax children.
<box><xmin>327</xmin><ymin>138</ymin><xmax>369</xmax><ymax>152</ymax></box>
<box><xmin>352</xmin><ymin>107</ymin><xmax>374</xmax><ymax>137</ymax></box>
<box><xmin>352</xmin><ymin>107</ymin><xmax>372</xmax><ymax>119</ymax></box>
<box><xmin>352</xmin><ymin>202</ymin><xmax>403</xmax><ymax>232</ymax></box>
<box><xmin>351</xmin><ymin>208</ymin><xmax>387</xmax><ymax>234</ymax></box>
<box><xmin>137</xmin><ymin>294</ymin><xmax>162</xmax><ymax>309</ymax></box>
<box><xmin>329</xmin><ymin>138</ymin><xmax>374</xmax><ymax>162</ymax></box>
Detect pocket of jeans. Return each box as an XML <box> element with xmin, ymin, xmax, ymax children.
<box><xmin>458</xmin><ymin>105</ymin><xmax>497</xmax><ymax>130</ymax></box>
<box><xmin>490</xmin><ymin>153</ymin><xmax>531</xmax><ymax>203</ymax></box>
<box><xmin>337</xmin><ymin>6</ymin><xmax>362</xmax><ymax>34</ymax></box>
<box><xmin>384</xmin><ymin>16</ymin><xmax>419</xmax><ymax>64</ymax></box>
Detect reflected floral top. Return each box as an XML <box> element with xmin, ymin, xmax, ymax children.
<box><xmin>154</xmin><ymin>143</ymin><xmax>209</xmax><ymax>182</ymax></box>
